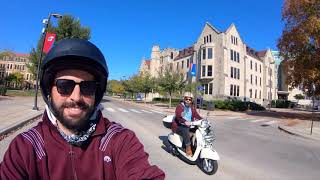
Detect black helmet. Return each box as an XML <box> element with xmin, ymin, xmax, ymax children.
<box><xmin>40</xmin><ymin>38</ymin><xmax>109</xmax><ymax>109</ymax></box>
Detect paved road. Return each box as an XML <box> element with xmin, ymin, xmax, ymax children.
<box><xmin>102</xmin><ymin>97</ymin><xmax>320</xmax><ymax>180</ymax></box>
<box><xmin>1</xmin><ymin>97</ymin><xmax>320</xmax><ymax>179</ymax></box>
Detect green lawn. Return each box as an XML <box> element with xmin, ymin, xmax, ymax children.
<box><xmin>6</xmin><ymin>89</ymin><xmax>38</xmax><ymax>97</ymax></box>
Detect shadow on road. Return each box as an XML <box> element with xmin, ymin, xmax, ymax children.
<box><xmin>159</xmin><ymin>135</ymin><xmax>171</xmax><ymax>153</ymax></box>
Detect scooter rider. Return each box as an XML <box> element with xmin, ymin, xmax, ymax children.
<box><xmin>171</xmin><ymin>94</ymin><xmax>202</xmax><ymax>156</ymax></box>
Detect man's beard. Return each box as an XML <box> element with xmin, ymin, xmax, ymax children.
<box><xmin>51</xmin><ymin>99</ymin><xmax>95</xmax><ymax>134</ymax></box>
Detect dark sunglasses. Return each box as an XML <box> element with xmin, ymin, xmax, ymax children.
<box><xmin>54</xmin><ymin>79</ymin><xmax>99</xmax><ymax>96</ymax></box>
<box><xmin>185</xmin><ymin>98</ymin><xmax>192</xmax><ymax>101</ymax></box>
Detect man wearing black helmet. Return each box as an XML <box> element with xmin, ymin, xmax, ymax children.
<box><xmin>0</xmin><ymin>39</ymin><xmax>165</xmax><ymax>180</ymax></box>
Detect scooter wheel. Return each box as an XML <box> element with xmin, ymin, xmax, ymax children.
<box><xmin>198</xmin><ymin>158</ymin><xmax>218</xmax><ymax>175</ymax></box>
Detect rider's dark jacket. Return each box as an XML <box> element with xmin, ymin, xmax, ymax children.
<box><xmin>172</xmin><ymin>103</ymin><xmax>202</xmax><ymax>132</ymax></box>
<box><xmin>0</xmin><ymin>111</ymin><xmax>165</xmax><ymax>180</ymax></box>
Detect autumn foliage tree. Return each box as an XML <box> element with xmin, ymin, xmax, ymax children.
<box><xmin>277</xmin><ymin>0</ymin><xmax>320</xmax><ymax>96</ymax></box>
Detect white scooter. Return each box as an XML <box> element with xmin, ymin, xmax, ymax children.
<box><xmin>163</xmin><ymin>113</ymin><xmax>220</xmax><ymax>175</ymax></box>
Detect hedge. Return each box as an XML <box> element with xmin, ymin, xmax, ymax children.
<box><xmin>153</xmin><ymin>97</ymin><xmax>265</xmax><ymax>111</ymax></box>
<box><xmin>0</xmin><ymin>86</ymin><xmax>7</xmax><ymax>96</ymax></box>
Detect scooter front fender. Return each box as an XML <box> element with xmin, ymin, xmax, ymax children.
<box><xmin>168</xmin><ymin>133</ymin><xmax>183</xmax><ymax>148</ymax></box>
<box><xmin>200</xmin><ymin>148</ymin><xmax>220</xmax><ymax>160</ymax></box>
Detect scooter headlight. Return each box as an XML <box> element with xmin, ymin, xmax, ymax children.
<box><xmin>200</xmin><ymin>120</ymin><xmax>209</xmax><ymax>128</ymax></box>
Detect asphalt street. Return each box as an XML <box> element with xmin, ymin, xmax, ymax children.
<box><xmin>1</xmin><ymin>97</ymin><xmax>320</xmax><ymax>180</ymax></box>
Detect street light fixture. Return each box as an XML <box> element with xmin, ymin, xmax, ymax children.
<box><xmin>268</xmin><ymin>60</ymin><xmax>275</xmax><ymax>110</ymax></box>
<box><xmin>33</xmin><ymin>13</ymin><xmax>62</xmax><ymax>110</ymax></box>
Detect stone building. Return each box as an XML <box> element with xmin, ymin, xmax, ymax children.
<box><xmin>140</xmin><ymin>22</ymin><xmax>276</xmax><ymax>105</ymax></box>
<box><xmin>0</xmin><ymin>52</ymin><xmax>33</xmax><ymax>89</ymax></box>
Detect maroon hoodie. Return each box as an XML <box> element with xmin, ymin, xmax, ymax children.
<box><xmin>0</xmin><ymin>112</ymin><xmax>165</xmax><ymax>180</ymax></box>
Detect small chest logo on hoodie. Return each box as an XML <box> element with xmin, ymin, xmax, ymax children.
<box><xmin>104</xmin><ymin>155</ymin><xmax>112</xmax><ymax>163</ymax></box>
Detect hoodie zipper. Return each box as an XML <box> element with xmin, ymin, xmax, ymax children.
<box><xmin>69</xmin><ymin>145</ymin><xmax>78</xmax><ymax>180</ymax></box>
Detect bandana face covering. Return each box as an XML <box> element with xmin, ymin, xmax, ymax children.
<box><xmin>46</xmin><ymin>104</ymin><xmax>104</xmax><ymax>146</ymax></box>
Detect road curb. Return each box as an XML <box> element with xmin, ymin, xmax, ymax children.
<box><xmin>0</xmin><ymin>113</ymin><xmax>43</xmax><ymax>137</ymax></box>
<box><xmin>278</xmin><ymin>125</ymin><xmax>319</xmax><ymax>141</ymax></box>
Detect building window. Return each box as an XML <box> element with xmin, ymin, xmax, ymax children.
<box><xmin>207</xmin><ymin>65</ymin><xmax>212</xmax><ymax>76</ymax></box>
<box><xmin>230</xmin><ymin>84</ymin><xmax>233</xmax><ymax>96</ymax></box>
<box><xmin>187</xmin><ymin>59</ymin><xmax>189</xmax><ymax>66</ymax></box>
<box><xmin>209</xmin><ymin>83</ymin><xmax>213</xmax><ymax>94</ymax></box>
<box><xmin>209</xmin><ymin>35</ymin><xmax>212</xmax><ymax>42</ymax></box>
<box><xmin>249</xmin><ymin>89</ymin><xmax>252</xmax><ymax>98</ymax></box>
<box><xmin>208</xmin><ymin>48</ymin><xmax>212</xmax><ymax>59</ymax></box>
<box><xmin>181</xmin><ymin>60</ymin><xmax>184</xmax><ymax>69</ymax></box>
<box><xmin>230</xmin><ymin>67</ymin><xmax>233</xmax><ymax>78</ymax></box>
<box><xmin>255</xmin><ymin>89</ymin><xmax>257</xmax><ymax>98</ymax></box>
<box><xmin>260</xmin><ymin>64</ymin><xmax>262</xmax><ymax>73</ymax></box>
<box><xmin>204</xmin><ymin>84</ymin><xmax>208</xmax><ymax>94</ymax></box>
<box><xmin>250</xmin><ymin>61</ymin><xmax>252</xmax><ymax>70</ymax></box>
<box><xmin>260</xmin><ymin>77</ymin><xmax>262</xmax><ymax>86</ymax></box>
<box><xmin>202</xmin><ymin>48</ymin><xmax>206</xmax><ymax>60</ymax></box>
<box><xmin>203</xmin><ymin>37</ymin><xmax>206</xmax><ymax>44</ymax></box>
<box><xmin>237</xmin><ymin>52</ymin><xmax>239</xmax><ymax>62</ymax></box>
<box><xmin>230</xmin><ymin>50</ymin><xmax>233</xmax><ymax>61</ymax></box>
<box><xmin>234</xmin><ymin>67</ymin><xmax>237</xmax><ymax>79</ymax></box>
<box><xmin>255</xmin><ymin>63</ymin><xmax>257</xmax><ymax>71</ymax></box>
<box><xmin>202</xmin><ymin>65</ymin><xmax>206</xmax><ymax>77</ymax></box>
<box><xmin>255</xmin><ymin>76</ymin><xmax>257</xmax><ymax>85</ymax></box>
<box><xmin>177</xmin><ymin>62</ymin><xmax>179</xmax><ymax>70</ymax></box>
<box><xmin>237</xmin><ymin>69</ymin><xmax>240</xmax><ymax>79</ymax></box>
<box><xmin>171</xmin><ymin>52</ymin><xmax>174</xmax><ymax>59</ymax></box>
<box><xmin>251</xmin><ymin>74</ymin><xmax>253</xmax><ymax>84</ymax></box>
<box><xmin>259</xmin><ymin>91</ymin><xmax>261</xmax><ymax>99</ymax></box>
<box><xmin>237</xmin><ymin>86</ymin><xmax>239</xmax><ymax>96</ymax></box>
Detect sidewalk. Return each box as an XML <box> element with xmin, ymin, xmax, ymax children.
<box><xmin>0</xmin><ymin>96</ymin><xmax>44</xmax><ymax>137</ymax></box>
<box><xmin>113</xmin><ymin>97</ymin><xmax>320</xmax><ymax>141</ymax></box>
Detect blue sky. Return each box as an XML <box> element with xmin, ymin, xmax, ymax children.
<box><xmin>0</xmin><ymin>0</ymin><xmax>284</xmax><ymax>80</ymax></box>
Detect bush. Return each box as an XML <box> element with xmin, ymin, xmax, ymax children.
<box><xmin>0</xmin><ymin>85</ymin><xmax>7</xmax><ymax>96</ymax></box>
<box><xmin>152</xmin><ymin>97</ymin><xmax>182</xmax><ymax>106</ymax></box>
<box><xmin>246</xmin><ymin>102</ymin><xmax>266</xmax><ymax>111</ymax></box>
<box><xmin>272</xmin><ymin>99</ymin><xmax>291</xmax><ymax>108</ymax></box>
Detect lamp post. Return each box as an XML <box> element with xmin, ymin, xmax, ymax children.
<box><xmin>33</xmin><ymin>13</ymin><xmax>62</xmax><ymax>110</ymax></box>
<box><xmin>268</xmin><ymin>61</ymin><xmax>275</xmax><ymax>110</ymax></box>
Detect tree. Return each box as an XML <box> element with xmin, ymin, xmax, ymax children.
<box><xmin>5</xmin><ymin>72</ymin><xmax>24</xmax><ymax>88</ymax></box>
<box><xmin>184</xmin><ymin>81</ymin><xmax>201</xmax><ymax>98</ymax></box>
<box><xmin>277</xmin><ymin>0</ymin><xmax>320</xmax><ymax>96</ymax></box>
<box><xmin>108</xmin><ymin>80</ymin><xmax>125</xmax><ymax>95</ymax></box>
<box><xmin>139</xmin><ymin>72</ymin><xmax>156</xmax><ymax>103</ymax></box>
<box><xmin>0</xmin><ymin>51</ymin><xmax>14</xmax><ymax>59</ymax></box>
<box><xmin>294</xmin><ymin>93</ymin><xmax>305</xmax><ymax>104</ymax></box>
<box><xmin>27</xmin><ymin>14</ymin><xmax>91</xmax><ymax>79</ymax></box>
<box><xmin>122</xmin><ymin>75</ymin><xmax>140</xmax><ymax>99</ymax></box>
<box><xmin>157</xmin><ymin>66</ymin><xmax>185</xmax><ymax>108</ymax></box>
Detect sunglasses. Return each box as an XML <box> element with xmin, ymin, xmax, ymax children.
<box><xmin>54</xmin><ymin>79</ymin><xmax>99</xmax><ymax>96</ymax></box>
<box><xmin>185</xmin><ymin>98</ymin><xmax>192</xmax><ymax>101</ymax></box>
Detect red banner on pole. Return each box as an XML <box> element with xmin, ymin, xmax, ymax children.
<box><xmin>43</xmin><ymin>33</ymin><xmax>56</xmax><ymax>53</ymax></box>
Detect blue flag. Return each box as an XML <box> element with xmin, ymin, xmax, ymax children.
<box><xmin>190</xmin><ymin>64</ymin><xmax>196</xmax><ymax>77</ymax></box>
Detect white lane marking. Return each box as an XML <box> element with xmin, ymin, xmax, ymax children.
<box><xmin>140</xmin><ymin>110</ymin><xmax>152</xmax><ymax>113</ymax></box>
<box><xmin>251</xmin><ymin>119</ymin><xmax>267</xmax><ymax>123</ymax></box>
<box><xmin>118</xmin><ymin>108</ymin><xmax>129</xmax><ymax>112</ymax></box>
<box><xmin>262</xmin><ymin>120</ymin><xmax>278</xmax><ymax>126</ymax></box>
<box><xmin>105</xmin><ymin>108</ymin><xmax>115</xmax><ymax>112</ymax></box>
<box><xmin>150</xmin><ymin>110</ymin><xmax>165</xmax><ymax>114</ymax></box>
<box><xmin>226</xmin><ymin>117</ymin><xmax>240</xmax><ymax>119</ymax></box>
<box><xmin>129</xmin><ymin>109</ymin><xmax>142</xmax><ymax>113</ymax></box>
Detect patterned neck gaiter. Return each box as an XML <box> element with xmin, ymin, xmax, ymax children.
<box><xmin>46</xmin><ymin>104</ymin><xmax>104</xmax><ymax>146</ymax></box>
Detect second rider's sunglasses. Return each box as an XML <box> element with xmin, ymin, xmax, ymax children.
<box><xmin>55</xmin><ymin>79</ymin><xmax>99</xmax><ymax>96</ymax></box>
